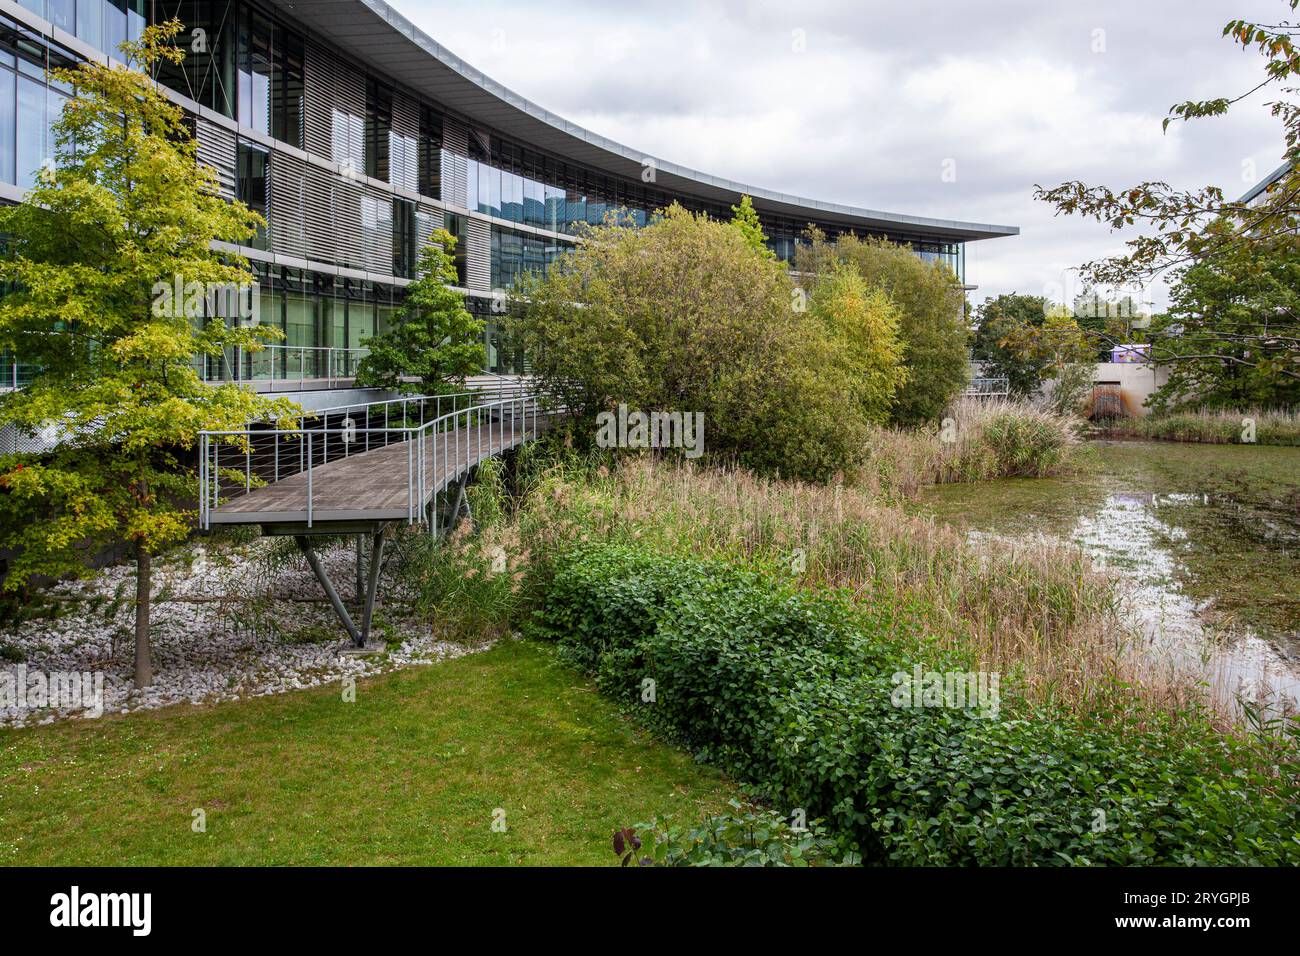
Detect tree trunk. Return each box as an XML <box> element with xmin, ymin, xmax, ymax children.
<box><xmin>134</xmin><ymin>545</ymin><xmax>152</xmax><ymax>689</ymax></box>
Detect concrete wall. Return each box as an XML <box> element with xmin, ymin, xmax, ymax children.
<box><xmin>1032</xmin><ymin>362</ymin><xmax>1168</xmax><ymax>418</ymax></box>
<box><xmin>1089</xmin><ymin>363</ymin><xmax>1169</xmax><ymax>417</ymax></box>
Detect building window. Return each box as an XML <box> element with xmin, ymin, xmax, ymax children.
<box><xmin>443</xmin><ymin>213</ymin><xmax>466</xmax><ymax>286</ymax></box>
<box><xmin>418</xmin><ymin>106</ymin><xmax>442</xmax><ymax>199</ymax></box>
<box><xmin>365</xmin><ymin>78</ymin><xmax>391</xmax><ymax>182</ymax></box>
<box><xmin>237</xmin><ymin>8</ymin><xmax>272</xmax><ymax>134</ymax></box>
<box><xmin>392</xmin><ymin>198</ymin><xmax>415</xmax><ymax>278</ymax></box>
<box><xmin>237</xmin><ymin>140</ymin><xmax>268</xmax><ymax>249</ymax></box>
<box><xmin>272</xmin><ymin>24</ymin><xmax>303</xmax><ymax>148</ymax></box>
<box><xmin>235</xmin><ymin>8</ymin><xmax>302</xmax><ymax>147</ymax></box>
<box><xmin>153</xmin><ymin>1</ymin><xmax>236</xmax><ymax>119</ymax></box>
<box><xmin>0</xmin><ymin>23</ymin><xmax>73</xmax><ymax>189</ymax></box>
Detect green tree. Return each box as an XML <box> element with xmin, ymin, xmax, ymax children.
<box><xmin>510</xmin><ymin>203</ymin><xmax>868</xmax><ymax>481</ymax></box>
<box><xmin>973</xmin><ymin>293</ymin><xmax>1052</xmax><ymax>397</ymax></box>
<box><xmin>973</xmin><ymin>295</ymin><xmax>1097</xmax><ymax>401</ymax></box>
<box><xmin>796</xmin><ymin>231</ymin><xmax>968</xmax><ymax>425</ymax></box>
<box><xmin>1035</xmin><ymin>2</ymin><xmax>1300</xmax><ymax>387</ymax></box>
<box><xmin>809</xmin><ymin>263</ymin><xmax>908</xmax><ymax>424</ymax></box>
<box><xmin>354</xmin><ymin>229</ymin><xmax>485</xmax><ymax>395</ymax></box>
<box><xmin>1151</xmin><ymin>221</ymin><xmax>1300</xmax><ymax>410</ymax></box>
<box><xmin>729</xmin><ymin>194</ymin><xmax>774</xmax><ymax>259</ymax></box>
<box><xmin>0</xmin><ymin>21</ymin><xmax>296</xmax><ymax>687</ymax></box>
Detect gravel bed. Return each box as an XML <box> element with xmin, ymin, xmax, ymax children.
<box><xmin>0</xmin><ymin>536</ymin><xmax>488</xmax><ymax>728</ymax></box>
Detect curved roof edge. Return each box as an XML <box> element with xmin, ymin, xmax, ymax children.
<box><xmin>269</xmin><ymin>0</ymin><xmax>1019</xmax><ymax>243</ymax></box>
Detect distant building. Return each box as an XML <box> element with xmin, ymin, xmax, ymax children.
<box><xmin>1240</xmin><ymin>160</ymin><xmax>1290</xmax><ymax>207</ymax></box>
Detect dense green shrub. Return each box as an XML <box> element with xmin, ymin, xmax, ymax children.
<box><xmin>617</xmin><ymin>800</ymin><xmax>857</xmax><ymax>867</ymax></box>
<box><xmin>509</xmin><ymin>204</ymin><xmax>875</xmax><ymax>482</ymax></box>
<box><xmin>796</xmin><ymin>231</ymin><xmax>969</xmax><ymax>426</ymax></box>
<box><xmin>526</xmin><ymin>542</ymin><xmax>1300</xmax><ymax>866</ymax></box>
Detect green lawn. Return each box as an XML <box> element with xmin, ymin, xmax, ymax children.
<box><xmin>0</xmin><ymin>640</ymin><xmax>735</xmax><ymax>865</ymax></box>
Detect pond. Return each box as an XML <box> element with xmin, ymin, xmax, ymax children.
<box><xmin>915</xmin><ymin>440</ymin><xmax>1300</xmax><ymax>714</ymax></box>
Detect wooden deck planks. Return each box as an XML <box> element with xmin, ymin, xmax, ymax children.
<box><xmin>210</xmin><ymin>420</ymin><xmax>534</xmax><ymax>523</ymax></box>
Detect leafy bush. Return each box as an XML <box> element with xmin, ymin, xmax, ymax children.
<box><xmin>526</xmin><ymin>542</ymin><xmax>1300</xmax><ymax>866</ymax></box>
<box><xmin>616</xmin><ymin>801</ymin><xmax>856</xmax><ymax>867</ymax></box>
<box><xmin>796</xmin><ymin>231</ymin><xmax>969</xmax><ymax>426</ymax></box>
<box><xmin>509</xmin><ymin>204</ymin><xmax>876</xmax><ymax>482</ymax></box>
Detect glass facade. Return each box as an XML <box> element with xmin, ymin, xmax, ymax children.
<box><xmin>153</xmin><ymin>1</ymin><xmax>237</xmax><ymax>118</ymax></box>
<box><xmin>232</xmin><ymin>262</ymin><xmax>400</xmax><ymax>381</ymax></box>
<box><xmin>14</xmin><ymin>0</ymin><xmax>145</xmax><ymax>59</ymax></box>
<box><xmin>0</xmin><ymin>17</ymin><xmax>74</xmax><ymax>189</ymax></box>
<box><xmin>236</xmin><ymin>8</ymin><xmax>303</xmax><ymax>147</ymax></box>
<box><xmin>490</xmin><ymin>225</ymin><xmax>564</xmax><ymax>290</ymax></box>
<box><xmin>465</xmin><ymin>135</ymin><xmax>653</xmax><ymax>238</ymax></box>
<box><xmin>236</xmin><ymin>139</ymin><xmax>268</xmax><ymax>249</ymax></box>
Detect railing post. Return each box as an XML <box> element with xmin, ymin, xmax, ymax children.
<box><xmin>215</xmin><ymin>436</ymin><xmax>221</xmax><ymax>519</ymax></box>
<box><xmin>307</xmin><ymin>432</ymin><xmax>314</xmax><ymax>528</ymax></box>
<box><xmin>199</xmin><ymin>433</ymin><xmax>206</xmax><ymax>529</ymax></box>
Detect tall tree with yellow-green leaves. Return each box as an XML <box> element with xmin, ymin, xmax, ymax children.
<box><xmin>729</xmin><ymin>194</ymin><xmax>775</xmax><ymax>259</ymax></box>
<box><xmin>0</xmin><ymin>21</ymin><xmax>297</xmax><ymax>687</ymax></box>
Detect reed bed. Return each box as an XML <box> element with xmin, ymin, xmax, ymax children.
<box><xmin>490</xmin><ymin>456</ymin><xmax>1211</xmax><ymax>721</ymax></box>
<box><xmin>1097</xmin><ymin>407</ymin><xmax>1300</xmax><ymax>445</ymax></box>
<box><xmin>857</xmin><ymin>399</ymin><xmax>1083</xmax><ymax>498</ymax></box>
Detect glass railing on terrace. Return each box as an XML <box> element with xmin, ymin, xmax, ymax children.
<box><xmin>5</xmin><ymin>346</ymin><xmax>369</xmax><ymax>392</ymax></box>
<box><xmin>191</xmin><ymin>344</ymin><xmax>370</xmax><ymax>389</ymax></box>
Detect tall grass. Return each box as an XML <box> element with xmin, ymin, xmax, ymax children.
<box><xmin>487</xmin><ymin>456</ymin><xmax>1202</xmax><ymax>720</ymax></box>
<box><xmin>385</xmin><ymin>410</ymin><xmax>1209</xmax><ymax>721</ymax></box>
<box><xmin>858</xmin><ymin>399</ymin><xmax>1083</xmax><ymax>498</ymax></box>
<box><xmin>1097</xmin><ymin>407</ymin><xmax>1300</xmax><ymax>445</ymax></box>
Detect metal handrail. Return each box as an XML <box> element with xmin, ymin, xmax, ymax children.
<box><xmin>198</xmin><ymin>388</ymin><xmax>556</xmax><ymax>529</ymax></box>
<box><xmin>962</xmin><ymin>376</ymin><xmax>1011</xmax><ymax>398</ymax></box>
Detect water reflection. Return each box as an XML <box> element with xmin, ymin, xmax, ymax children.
<box><xmin>916</xmin><ymin>440</ymin><xmax>1300</xmax><ymax>713</ymax></box>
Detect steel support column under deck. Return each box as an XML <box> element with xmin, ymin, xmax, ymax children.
<box><xmin>295</xmin><ymin>526</ymin><xmax>389</xmax><ymax>648</ymax></box>
<box><xmin>295</xmin><ymin>535</ymin><xmax>362</xmax><ymax>646</ymax></box>
<box><xmin>360</xmin><ymin>527</ymin><xmax>387</xmax><ymax>643</ymax></box>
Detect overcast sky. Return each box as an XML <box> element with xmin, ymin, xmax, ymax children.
<box><xmin>394</xmin><ymin>0</ymin><xmax>1289</xmax><ymax>311</ymax></box>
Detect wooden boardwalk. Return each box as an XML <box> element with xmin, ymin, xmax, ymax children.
<box><xmin>208</xmin><ymin>420</ymin><xmax>534</xmax><ymax>527</ymax></box>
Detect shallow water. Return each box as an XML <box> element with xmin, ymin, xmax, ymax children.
<box><xmin>914</xmin><ymin>440</ymin><xmax>1300</xmax><ymax>713</ymax></box>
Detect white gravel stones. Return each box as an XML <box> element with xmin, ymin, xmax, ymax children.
<box><xmin>0</xmin><ymin>536</ymin><xmax>488</xmax><ymax>728</ymax></box>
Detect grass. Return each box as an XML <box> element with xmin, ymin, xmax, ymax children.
<box><xmin>1096</xmin><ymin>407</ymin><xmax>1300</xmax><ymax>445</ymax></box>
<box><xmin>0</xmin><ymin>639</ymin><xmax>735</xmax><ymax>866</ymax></box>
<box><xmin>472</xmin><ymin>455</ymin><xmax>1172</xmax><ymax>720</ymax></box>
<box><xmin>859</xmin><ymin>399</ymin><xmax>1083</xmax><ymax>498</ymax></box>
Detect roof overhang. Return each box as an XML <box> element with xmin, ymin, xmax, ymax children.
<box><xmin>265</xmin><ymin>0</ymin><xmax>1019</xmax><ymax>243</ymax></box>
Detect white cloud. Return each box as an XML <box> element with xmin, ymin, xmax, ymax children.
<box><xmin>398</xmin><ymin>0</ymin><xmax>1290</xmax><ymax>309</ymax></box>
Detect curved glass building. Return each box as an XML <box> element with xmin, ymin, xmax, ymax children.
<box><xmin>1</xmin><ymin>0</ymin><xmax>1017</xmax><ymax>385</ymax></box>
